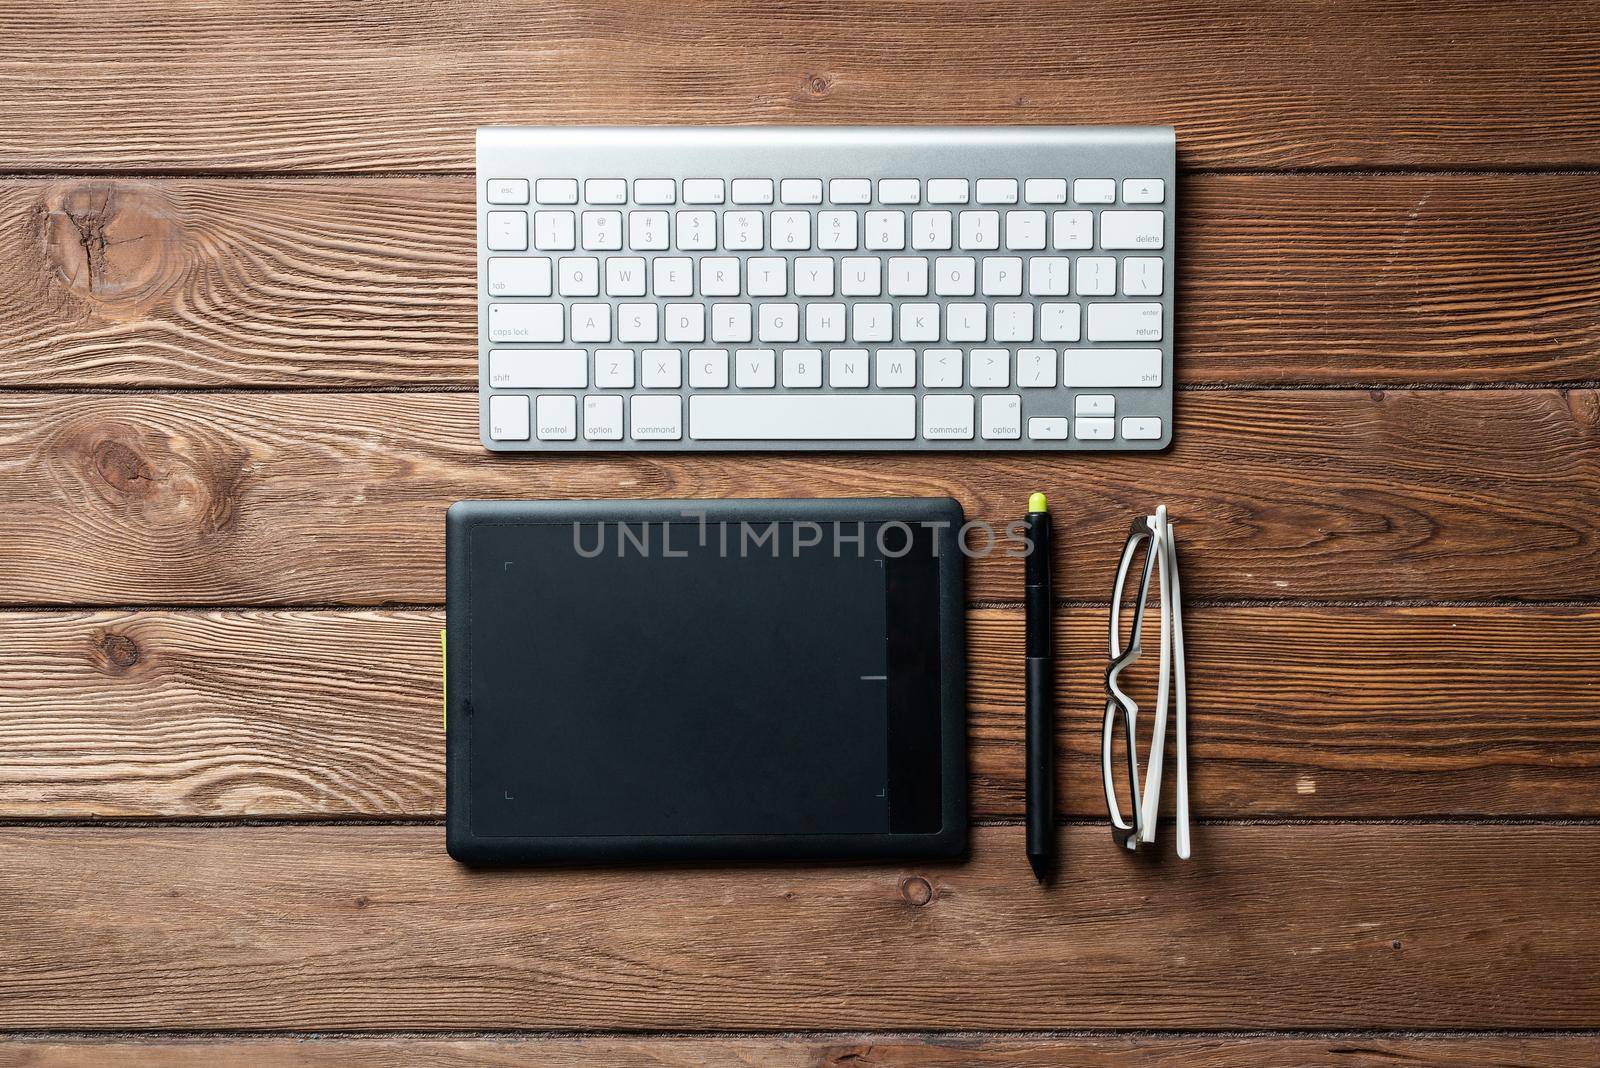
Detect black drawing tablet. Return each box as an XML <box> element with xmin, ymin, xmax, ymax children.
<box><xmin>445</xmin><ymin>498</ymin><xmax>967</xmax><ymax>864</ymax></box>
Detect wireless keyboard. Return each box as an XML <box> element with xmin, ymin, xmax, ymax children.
<box><xmin>477</xmin><ymin>126</ymin><xmax>1174</xmax><ymax>452</ymax></box>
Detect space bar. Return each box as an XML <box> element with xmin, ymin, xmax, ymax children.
<box><xmin>690</xmin><ymin>395</ymin><xmax>917</xmax><ymax>440</ymax></box>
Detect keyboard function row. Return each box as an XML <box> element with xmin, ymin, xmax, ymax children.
<box><xmin>486</xmin><ymin>177</ymin><xmax>1165</xmax><ymax>207</ymax></box>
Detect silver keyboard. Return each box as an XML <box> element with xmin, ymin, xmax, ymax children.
<box><xmin>477</xmin><ymin>126</ymin><xmax>1174</xmax><ymax>452</ymax></box>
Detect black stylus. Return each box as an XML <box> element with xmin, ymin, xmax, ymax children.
<box><xmin>1025</xmin><ymin>492</ymin><xmax>1054</xmax><ymax>883</ymax></box>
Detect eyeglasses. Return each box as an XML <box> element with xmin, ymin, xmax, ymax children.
<box><xmin>1102</xmin><ymin>504</ymin><xmax>1192</xmax><ymax>859</ymax></box>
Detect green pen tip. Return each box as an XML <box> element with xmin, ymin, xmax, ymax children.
<box><xmin>1028</xmin><ymin>492</ymin><xmax>1048</xmax><ymax>514</ymax></box>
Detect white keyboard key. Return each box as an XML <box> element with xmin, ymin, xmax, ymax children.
<box><xmin>982</xmin><ymin>256</ymin><xmax>1023</xmax><ymax>296</ymax></box>
<box><xmin>584</xmin><ymin>179</ymin><xmax>627</xmax><ymax>205</ymax></box>
<box><xmin>533</xmin><ymin>210</ymin><xmax>575</xmax><ymax>250</ymax></box>
<box><xmin>830</xmin><ymin>178</ymin><xmax>872</xmax><ymax>204</ymax></box>
<box><xmin>1123</xmin><ymin>179</ymin><xmax>1165</xmax><ymax>204</ymax></box>
<box><xmin>675</xmin><ymin>210</ymin><xmax>717</xmax><ymax>250</ymax></box>
<box><xmin>877</xmin><ymin>349</ymin><xmax>916</xmax><ymax>387</ymax></box>
<box><xmin>558</xmin><ymin>256</ymin><xmax>600</xmax><ymax>296</ymax></box>
<box><xmin>1028</xmin><ymin>257</ymin><xmax>1070</xmax><ymax>296</ymax></box>
<box><xmin>981</xmin><ymin>394</ymin><xmax>1022</xmax><ymax>440</ymax></box>
<box><xmin>584</xmin><ymin>395</ymin><xmax>624</xmax><ymax>440</ymax></box>
<box><xmin>665</xmin><ymin>303</ymin><xmax>706</xmax><ymax>342</ymax></box>
<box><xmin>691</xmin><ymin>395</ymin><xmax>916</xmax><ymax>440</ymax></box>
<box><xmin>935</xmin><ymin>256</ymin><xmax>976</xmax><ymax>296</ymax></box>
<box><xmin>970</xmin><ymin>348</ymin><xmax>1010</xmax><ymax>387</ymax></box>
<box><xmin>724</xmin><ymin>210</ymin><xmax>764</xmax><ymax>250</ymax></box>
<box><xmin>1076</xmin><ymin>394</ymin><xmax>1115</xmax><ymax>417</ymax></box>
<box><xmin>487</xmin><ymin>179</ymin><xmax>529</xmax><ymax>204</ymax></box>
<box><xmin>879</xmin><ymin>178</ymin><xmax>920</xmax><ymax>204</ymax></box>
<box><xmin>899</xmin><ymin>302</ymin><xmax>940</xmax><ymax>342</ymax></box>
<box><xmin>923</xmin><ymin>394</ymin><xmax>975</xmax><ymax>439</ymax></box>
<box><xmin>683</xmin><ymin>179</ymin><xmax>725</xmax><ymax>204</ymax></box>
<box><xmin>1074</xmin><ymin>179</ymin><xmax>1116</xmax><ymax>204</ymax></box>
<box><xmin>535</xmin><ymin>178</ymin><xmax>578</xmax><ymax>204</ymax></box>
<box><xmin>1063</xmin><ymin>348</ymin><xmax>1163</xmax><ymax>387</ymax></box>
<box><xmin>653</xmin><ymin>257</ymin><xmax>694</xmax><ymax>297</ymax></box>
<box><xmin>631</xmin><ymin>394</ymin><xmax>683</xmax><ymax>440</ymax></box>
<box><xmin>911</xmin><ymin>210</ymin><xmax>953</xmax><ymax>250</ymax></box>
<box><xmin>1123</xmin><ymin>257</ymin><xmax>1165</xmax><ymax>296</ymax></box>
<box><xmin>1076</xmin><ymin>417</ymin><xmax>1114</xmax><ymax>440</ymax></box>
<box><xmin>571</xmin><ymin>302</ymin><xmax>611</xmax><ymax>343</ymax></box>
<box><xmin>1100</xmin><ymin>210</ymin><xmax>1165</xmax><ymax>251</ymax></box>
<box><xmin>865</xmin><ymin>211</ymin><xmax>906</xmax><ymax>251</ymax></box>
<box><xmin>829</xmin><ymin>348</ymin><xmax>870</xmax><ymax>388</ymax></box>
<box><xmin>735</xmin><ymin>348</ymin><xmax>776</xmax><ymax>388</ymax></box>
<box><xmin>946</xmin><ymin>302</ymin><xmax>987</xmax><ymax>342</ymax></box>
<box><xmin>711</xmin><ymin>302</ymin><xmax>753</xmax><ymax>343</ymax></box>
<box><xmin>782</xmin><ymin>348</ymin><xmax>822</xmax><ymax>387</ymax></box>
<box><xmin>488</xmin><ymin>302</ymin><xmax>563</xmax><ymax>343</ymax></box>
<box><xmin>887</xmin><ymin>257</ymin><xmax>930</xmax><ymax>296</ymax></box>
<box><xmin>780</xmin><ymin>178</ymin><xmax>823</xmax><ymax>204</ymax></box>
<box><xmin>627</xmin><ymin>210</ymin><xmax>669</xmax><ymax>250</ymax></box>
<box><xmin>488</xmin><ymin>257</ymin><xmax>551</xmax><ymax>296</ymax></box>
<box><xmin>633</xmin><ymin>178</ymin><xmax>676</xmax><ymax>205</ymax></box>
<box><xmin>1087</xmin><ymin>302</ymin><xmax>1163</xmax><ymax>342</ymax></box>
<box><xmin>1017</xmin><ymin>348</ymin><xmax>1057</xmax><ymax>388</ymax></box>
<box><xmin>701</xmin><ymin>257</ymin><xmax>741</xmax><ymax>296</ymax></box>
<box><xmin>486</xmin><ymin>211</ymin><xmax>528</xmax><ymax>251</ymax></box>
<box><xmin>818</xmin><ymin>210</ymin><xmax>858</xmax><ymax>250</ymax></box>
<box><xmin>771</xmin><ymin>211</ymin><xmax>811</xmax><ymax>250</ymax></box>
<box><xmin>641</xmin><ymin>348</ymin><xmax>682</xmax><ymax>388</ymax></box>
<box><xmin>805</xmin><ymin>303</ymin><xmax>847</xmax><ymax>342</ymax></box>
<box><xmin>689</xmin><ymin>348</ymin><xmax>730</xmax><ymax>388</ymax></box>
<box><xmin>536</xmin><ymin>395</ymin><xmax>578</xmax><ymax>440</ymax></box>
<box><xmin>489</xmin><ymin>348</ymin><xmax>587</xmax><ymax>388</ymax></box>
<box><xmin>927</xmin><ymin>178</ymin><xmax>970</xmax><ymax>204</ymax></box>
<box><xmin>758</xmin><ymin>303</ymin><xmax>800</xmax><ymax>343</ymax></box>
<box><xmin>1024</xmin><ymin>178</ymin><xmax>1067</xmax><ymax>204</ymax></box>
<box><xmin>852</xmin><ymin>303</ymin><xmax>893</xmax><ymax>342</ymax></box>
<box><xmin>976</xmin><ymin>178</ymin><xmax>1018</xmax><ymax>204</ymax></box>
<box><xmin>1040</xmin><ymin>303</ymin><xmax>1082</xmax><ymax>342</ymax></box>
<box><xmin>617</xmin><ymin>302</ymin><xmax>659</xmax><ymax>342</ymax></box>
<box><xmin>605</xmin><ymin>257</ymin><xmax>647</xmax><ymax>297</ymax></box>
<box><xmin>1028</xmin><ymin>416</ymin><xmax>1069</xmax><ymax>440</ymax></box>
<box><xmin>841</xmin><ymin>257</ymin><xmax>881</xmax><ymax>296</ymax></box>
<box><xmin>1005</xmin><ymin>210</ymin><xmax>1047</xmax><ymax>250</ymax></box>
<box><xmin>959</xmin><ymin>210</ymin><xmax>1000</xmax><ymax>250</ymax></box>
<box><xmin>1122</xmin><ymin>416</ymin><xmax>1164</xmax><ymax>440</ymax></box>
<box><xmin>794</xmin><ymin>257</ymin><xmax>836</xmax><ymax>296</ymax></box>
<box><xmin>1052</xmin><ymin>210</ymin><xmax>1092</xmax><ymax>250</ymax></box>
<box><xmin>489</xmin><ymin>395</ymin><xmax>530</xmax><ymax>441</ymax></box>
<box><xmin>594</xmin><ymin>348</ymin><xmax>635</xmax><ymax>388</ymax></box>
<box><xmin>992</xmin><ymin>303</ymin><xmax>1034</xmax><ymax>342</ymax></box>
<box><xmin>922</xmin><ymin>349</ymin><xmax>962</xmax><ymax>388</ymax></box>
<box><xmin>748</xmin><ymin>257</ymin><xmax>787</xmax><ymax>296</ymax></box>
<box><xmin>1076</xmin><ymin>257</ymin><xmax>1116</xmax><ymax>296</ymax></box>
<box><xmin>731</xmin><ymin>178</ymin><xmax>774</xmax><ymax>204</ymax></box>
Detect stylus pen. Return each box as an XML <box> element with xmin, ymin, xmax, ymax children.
<box><xmin>1025</xmin><ymin>492</ymin><xmax>1055</xmax><ymax>883</ymax></box>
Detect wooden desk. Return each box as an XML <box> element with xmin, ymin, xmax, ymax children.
<box><xmin>0</xmin><ymin>2</ymin><xmax>1597</xmax><ymax>1063</ymax></box>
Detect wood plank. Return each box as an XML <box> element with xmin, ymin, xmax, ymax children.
<box><xmin>4</xmin><ymin>606</ymin><xmax>1597</xmax><ymax>821</ymax></box>
<box><xmin>0</xmin><ymin>824</ymin><xmax>1595</xmax><ymax>1029</ymax></box>
<box><xmin>0</xmin><ymin>1</ymin><xmax>1597</xmax><ymax>171</ymax></box>
<box><xmin>4</xmin><ymin>1035</ymin><xmax>1597</xmax><ymax>1067</ymax></box>
<box><xmin>0</xmin><ymin>389</ymin><xmax>1593</xmax><ymax>605</ymax></box>
<box><xmin>1</xmin><ymin>174</ymin><xmax>1596</xmax><ymax>389</ymax></box>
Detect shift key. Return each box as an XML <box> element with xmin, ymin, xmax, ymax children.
<box><xmin>1087</xmin><ymin>302</ymin><xmax>1162</xmax><ymax>342</ymax></box>
<box><xmin>1063</xmin><ymin>348</ymin><xmax>1162</xmax><ymax>387</ymax></box>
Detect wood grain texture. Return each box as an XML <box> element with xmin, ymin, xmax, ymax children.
<box><xmin>0</xmin><ymin>389</ymin><xmax>1593</xmax><ymax>605</ymax></box>
<box><xmin>0</xmin><ymin>824</ymin><xmax>1596</xmax><ymax>1030</ymax></box>
<box><xmin>0</xmin><ymin>1</ymin><xmax>1597</xmax><ymax>171</ymax></box>
<box><xmin>3</xmin><ymin>606</ymin><xmax>1596</xmax><ymax>821</ymax></box>
<box><xmin>4</xmin><ymin>1035</ymin><xmax>1597</xmax><ymax>1067</ymax></box>
<box><xmin>1</xmin><ymin>174</ymin><xmax>1596</xmax><ymax>388</ymax></box>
